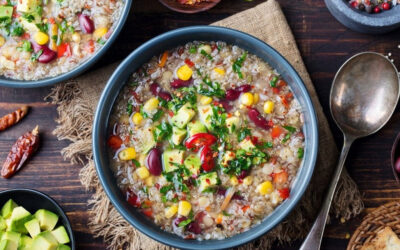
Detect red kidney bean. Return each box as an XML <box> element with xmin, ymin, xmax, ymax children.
<box><xmin>395</xmin><ymin>157</ymin><xmax>400</xmax><ymax>174</ymax></box>
<box><xmin>187</xmin><ymin>221</ymin><xmax>202</xmax><ymax>234</ymax></box>
<box><xmin>78</xmin><ymin>13</ymin><xmax>95</xmax><ymax>34</ymax></box>
<box><xmin>232</xmin><ymin>193</ymin><xmax>244</xmax><ymax>201</ymax></box>
<box><xmin>218</xmin><ymin>99</ymin><xmax>233</xmax><ymax>112</ymax></box>
<box><xmin>149</xmin><ymin>83</ymin><xmax>172</xmax><ymax>101</ymax></box>
<box><xmin>125</xmin><ymin>189</ymin><xmax>141</xmax><ymax>207</ymax></box>
<box><xmin>225</xmin><ymin>84</ymin><xmax>252</xmax><ymax>101</ymax></box>
<box><xmin>237</xmin><ymin>170</ymin><xmax>248</xmax><ymax>179</ymax></box>
<box><xmin>248</xmin><ymin>108</ymin><xmax>272</xmax><ymax>130</ymax></box>
<box><xmin>158</xmin><ymin>91</ymin><xmax>172</xmax><ymax>101</ymax></box>
<box><xmin>171</xmin><ymin>79</ymin><xmax>192</xmax><ymax>89</ymax></box>
<box><xmin>217</xmin><ymin>187</ymin><xmax>226</xmax><ymax>196</ymax></box>
<box><xmin>146</xmin><ymin>148</ymin><xmax>162</xmax><ymax>176</ymax></box>
<box><xmin>31</xmin><ymin>42</ymin><xmax>57</xmax><ymax>63</ymax></box>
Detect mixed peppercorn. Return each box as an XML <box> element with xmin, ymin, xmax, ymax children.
<box><xmin>347</xmin><ymin>0</ymin><xmax>398</xmax><ymax>14</ymax></box>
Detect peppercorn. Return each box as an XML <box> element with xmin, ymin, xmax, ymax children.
<box><xmin>358</xmin><ymin>3</ymin><xmax>366</xmax><ymax>11</ymax></box>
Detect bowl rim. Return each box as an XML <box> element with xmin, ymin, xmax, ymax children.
<box><xmin>0</xmin><ymin>188</ymin><xmax>76</xmax><ymax>249</ymax></box>
<box><xmin>0</xmin><ymin>0</ymin><xmax>132</xmax><ymax>88</ymax></box>
<box><xmin>158</xmin><ymin>0</ymin><xmax>221</xmax><ymax>14</ymax></box>
<box><xmin>93</xmin><ymin>25</ymin><xmax>318</xmax><ymax>249</ymax></box>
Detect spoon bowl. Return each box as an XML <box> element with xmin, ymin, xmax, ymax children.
<box><xmin>330</xmin><ymin>52</ymin><xmax>400</xmax><ymax>138</ymax></box>
<box><xmin>301</xmin><ymin>52</ymin><xmax>399</xmax><ymax>250</ymax></box>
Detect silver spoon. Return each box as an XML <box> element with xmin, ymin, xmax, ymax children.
<box><xmin>300</xmin><ymin>52</ymin><xmax>400</xmax><ymax>250</ymax></box>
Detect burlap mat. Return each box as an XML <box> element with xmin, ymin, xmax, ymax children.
<box><xmin>46</xmin><ymin>0</ymin><xmax>364</xmax><ymax>249</ymax></box>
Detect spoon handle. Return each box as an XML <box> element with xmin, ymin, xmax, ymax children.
<box><xmin>300</xmin><ymin>135</ymin><xmax>354</xmax><ymax>250</ymax></box>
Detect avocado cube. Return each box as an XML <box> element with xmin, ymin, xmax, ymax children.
<box><xmin>198</xmin><ymin>172</ymin><xmax>220</xmax><ymax>192</ymax></box>
<box><xmin>19</xmin><ymin>235</ymin><xmax>33</xmax><ymax>250</ymax></box>
<box><xmin>57</xmin><ymin>244</ymin><xmax>71</xmax><ymax>250</ymax></box>
<box><xmin>171</xmin><ymin>103</ymin><xmax>195</xmax><ymax>129</ymax></box>
<box><xmin>0</xmin><ymin>239</ymin><xmax>17</xmax><ymax>250</ymax></box>
<box><xmin>184</xmin><ymin>154</ymin><xmax>201</xmax><ymax>176</ymax></box>
<box><xmin>226</xmin><ymin>117</ymin><xmax>240</xmax><ymax>133</ymax></box>
<box><xmin>31</xmin><ymin>232</ymin><xmax>58</xmax><ymax>250</ymax></box>
<box><xmin>238</xmin><ymin>138</ymin><xmax>256</xmax><ymax>152</ymax></box>
<box><xmin>9</xmin><ymin>207</ymin><xmax>32</xmax><ymax>234</ymax></box>
<box><xmin>162</xmin><ymin>149</ymin><xmax>184</xmax><ymax>172</ymax></box>
<box><xmin>198</xmin><ymin>105</ymin><xmax>213</xmax><ymax>131</ymax></box>
<box><xmin>0</xmin><ymin>217</ymin><xmax>6</xmax><ymax>231</ymax></box>
<box><xmin>0</xmin><ymin>6</ymin><xmax>13</xmax><ymax>20</ymax></box>
<box><xmin>1</xmin><ymin>200</ymin><xmax>18</xmax><ymax>219</ymax></box>
<box><xmin>51</xmin><ymin>226</ymin><xmax>70</xmax><ymax>244</ymax></box>
<box><xmin>187</xmin><ymin>120</ymin><xmax>207</xmax><ymax>137</ymax></box>
<box><xmin>1</xmin><ymin>232</ymin><xmax>20</xmax><ymax>246</ymax></box>
<box><xmin>171</xmin><ymin>126</ymin><xmax>187</xmax><ymax>145</ymax></box>
<box><xmin>19</xmin><ymin>17</ymin><xmax>40</xmax><ymax>33</ymax></box>
<box><xmin>137</xmin><ymin>128</ymin><xmax>156</xmax><ymax>154</ymax></box>
<box><xmin>220</xmin><ymin>151</ymin><xmax>236</xmax><ymax>167</ymax></box>
<box><xmin>34</xmin><ymin>209</ymin><xmax>58</xmax><ymax>231</ymax></box>
<box><xmin>17</xmin><ymin>0</ymin><xmax>40</xmax><ymax>13</ymax></box>
<box><xmin>24</xmin><ymin>218</ymin><xmax>40</xmax><ymax>238</ymax></box>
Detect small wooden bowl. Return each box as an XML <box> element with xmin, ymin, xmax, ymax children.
<box><xmin>390</xmin><ymin>132</ymin><xmax>400</xmax><ymax>184</ymax></box>
<box><xmin>158</xmin><ymin>0</ymin><xmax>221</xmax><ymax>13</ymax></box>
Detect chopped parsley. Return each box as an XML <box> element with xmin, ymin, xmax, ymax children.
<box><xmin>153</xmin><ymin>121</ymin><xmax>172</xmax><ymax>142</ymax></box>
<box><xmin>126</xmin><ymin>102</ymin><xmax>133</xmax><ymax>115</ymax></box>
<box><xmin>297</xmin><ymin>148</ymin><xmax>304</xmax><ymax>159</ymax></box>
<box><xmin>30</xmin><ymin>49</ymin><xmax>43</xmax><ymax>62</ymax></box>
<box><xmin>232</xmin><ymin>51</ymin><xmax>247</xmax><ymax>79</ymax></box>
<box><xmin>282</xmin><ymin>126</ymin><xmax>296</xmax><ymax>143</ymax></box>
<box><xmin>200</xmin><ymin>49</ymin><xmax>213</xmax><ymax>60</ymax></box>
<box><xmin>152</xmin><ymin>110</ymin><xmax>164</xmax><ymax>122</ymax></box>
<box><xmin>237</xmin><ymin>127</ymin><xmax>251</xmax><ymax>142</ymax></box>
<box><xmin>197</xmin><ymin>70</ymin><xmax>225</xmax><ymax>98</ymax></box>
<box><xmin>17</xmin><ymin>40</ymin><xmax>32</xmax><ymax>52</ymax></box>
<box><xmin>178</xmin><ymin>218</ymin><xmax>192</xmax><ymax>227</ymax></box>
<box><xmin>270</xmin><ymin>75</ymin><xmax>279</xmax><ymax>87</ymax></box>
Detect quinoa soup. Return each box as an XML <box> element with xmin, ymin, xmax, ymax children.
<box><xmin>107</xmin><ymin>41</ymin><xmax>305</xmax><ymax>240</ymax></box>
<box><xmin>0</xmin><ymin>0</ymin><xmax>124</xmax><ymax>81</ymax></box>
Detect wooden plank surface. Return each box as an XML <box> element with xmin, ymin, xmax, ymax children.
<box><xmin>1</xmin><ymin>0</ymin><xmax>400</xmax><ymax>249</ymax></box>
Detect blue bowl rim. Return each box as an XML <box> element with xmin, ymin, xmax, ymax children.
<box><xmin>0</xmin><ymin>188</ymin><xmax>76</xmax><ymax>249</ymax></box>
<box><xmin>0</xmin><ymin>0</ymin><xmax>132</xmax><ymax>88</ymax></box>
<box><xmin>93</xmin><ymin>25</ymin><xmax>319</xmax><ymax>249</ymax></box>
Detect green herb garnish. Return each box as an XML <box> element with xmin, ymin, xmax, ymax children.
<box><xmin>232</xmin><ymin>51</ymin><xmax>247</xmax><ymax>79</ymax></box>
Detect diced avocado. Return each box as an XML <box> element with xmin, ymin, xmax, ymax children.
<box><xmin>19</xmin><ymin>17</ymin><xmax>39</xmax><ymax>33</ymax></box>
<box><xmin>0</xmin><ymin>217</ymin><xmax>6</xmax><ymax>231</ymax></box>
<box><xmin>162</xmin><ymin>149</ymin><xmax>184</xmax><ymax>172</ymax></box>
<box><xmin>226</xmin><ymin>117</ymin><xmax>240</xmax><ymax>133</ymax></box>
<box><xmin>24</xmin><ymin>218</ymin><xmax>40</xmax><ymax>238</ymax></box>
<box><xmin>51</xmin><ymin>226</ymin><xmax>70</xmax><ymax>244</ymax></box>
<box><xmin>220</xmin><ymin>151</ymin><xmax>235</xmax><ymax>167</ymax></box>
<box><xmin>187</xmin><ymin>120</ymin><xmax>207</xmax><ymax>137</ymax></box>
<box><xmin>19</xmin><ymin>235</ymin><xmax>33</xmax><ymax>250</ymax></box>
<box><xmin>34</xmin><ymin>209</ymin><xmax>58</xmax><ymax>231</ymax></box>
<box><xmin>184</xmin><ymin>154</ymin><xmax>201</xmax><ymax>176</ymax></box>
<box><xmin>198</xmin><ymin>172</ymin><xmax>220</xmax><ymax>192</ymax></box>
<box><xmin>1</xmin><ymin>200</ymin><xmax>18</xmax><ymax>219</ymax></box>
<box><xmin>1</xmin><ymin>232</ymin><xmax>20</xmax><ymax>246</ymax></box>
<box><xmin>9</xmin><ymin>207</ymin><xmax>32</xmax><ymax>233</ymax></box>
<box><xmin>0</xmin><ymin>6</ymin><xmax>13</xmax><ymax>20</ymax></box>
<box><xmin>57</xmin><ymin>244</ymin><xmax>71</xmax><ymax>250</ymax></box>
<box><xmin>171</xmin><ymin>103</ymin><xmax>195</xmax><ymax>129</ymax></box>
<box><xmin>17</xmin><ymin>0</ymin><xmax>40</xmax><ymax>13</ymax></box>
<box><xmin>171</xmin><ymin>126</ymin><xmax>187</xmax><ymax>145</ymax></box>
<box><xmin>31</xmin><ymin>232</ymin><xmax>58</xmax><ymax>250</ymax></box>
<box><xmin>198</xmin><ymin>105</ymin><xmax>213</xmax><ymax>131</ymax></box>
<box><xmin>238</xmin><ymin>138</ymin><xmax>256</xmax><ymax>152</ymax></box>
<box><xmin>0</xmin><ymin>239</ymin><xmax>17</xmax><ymax>250</ymax></box>
<box><xmin>137</xmin><ymin>128</ymin><xmax>156</xmax><ymax>154</ymax></box>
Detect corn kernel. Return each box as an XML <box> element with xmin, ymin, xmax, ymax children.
<box><xmin>240</xmin><ymin>92</ymin><xmax>254</xmax><ymax>106</ymax></box>
<box><xmin>178</xmin><ymin>201</ymin><xmax>192</xmax><ymax>216</ymax></box>
<box><xmin>198</xmin><ymin>44</ymin><xmax>212</xmax><ymax>54</ymax></box>
<box><xmin>263</xmin><ymin>101</ymin><xmax>275</xmax><ymax>114</ymax></box>
<box><xmin>143</xmin><ymin>97</ymin><xmax>159</xmax><ymax>113</ymax></box>
<box><xmin>243</xmin><ymin>176</ymin><xmax>253</xmax><ymax>186</ymax></box>
<box><xmin>118</xmin><ymin>147</ymin><xmax>136</xmax><ymax>161</ymax></box>
<box><xmin>136</xmin><ymin>166</ymin><xmax>150</xmax><ymax>179</ymax></box>
<box><xmin>145</xmin><ymin>176</ymin><xmax>154</xmax><ymax>187</ymax></box>
<box><xmin>34</xmin><ymin>32</ymin><xmax>49</xmax><ymax>45</ymax></box>
<box><xmin>230</xmin><ymin>176</ymin><xmax>239</xmax><ymax>186</ymax></box>
<box><xmin>200</xmin><ymin>95</ymin><xmax>212</xmax><ymax>105</ymax></box>
<box><xmin>72</xmin><ymin>32</ymin><xmax>81</xmax><ymax>43</ymax></box>
<box><xmin>253</xmin><ymin>93</ymin><xmax>260</xmax><ymax>104</ymax></box>
<box><xmin>0</xmin><ymin>36</ymin><xmax>5</xmax><ymax>47</ymax></box>
<box><xmin>93</xmin><ymin>27</ymin><xmax>108</xmax><ymax>40</ymax></box>
<box><xmin>213</xmin><ymin>67</ymin><xmax>225</xmax><ymax>75</ymax></box>
<box><xmin>257</xmin><ymin>181</ymin><xmax>274</xmax><ymax>195</ymax></box>
<box><xmin>177</xmin><ymin>64</ymin><xmax>193</xmax><ymax>81</ymax></box>
<box><xmin>132</xmin><ymin>112</ymin><xmax>143</xmax><ymax>125</ymax></box>
<box><xmin>165</xmin><ymin>205</ymin><xmax>178</xmax><ymax>219</ymax></box>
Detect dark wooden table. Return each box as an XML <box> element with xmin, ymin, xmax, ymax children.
<box><xmin>0</xmin><ymin>0</ymin><xmax>399</xmax><ymax>249</ymax></box>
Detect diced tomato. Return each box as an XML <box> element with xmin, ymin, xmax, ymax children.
<box><xmin>272</xmin><ymin>87</ymin><xmax>280</xmax><ymax>94</ymax></box>
<box><xmin>48</xmin><ymin>17</ymin><xmax>56</xmax><ymax>24</ymax></box>
<box><xmin>142</xmin><ymin>208</ymin><xmax>153</xmax><ymax>218</ymax></box>
<box><xmin>168</xmin><ymin>111</ymin><xmax>174</xmax><ymax>117</ymax></box>
<box><xmin>211</xmin><ymin>44</ymin><xmax>218</xmax><ymax>51</ymax></box>
<box><xmin>107</xmin><ymin>135</ymin><xmax>122</xmax><ymax>150</ymax></box>
<box><xmin>86</xmin><ymin>40</ymin><xmax>95</xmax><ymax>53</ymax></box>
<box><xmin>277</xmin><ymin>80</ymin><xmax>287</xmax><ymax>88</ymax></box>
<box><xmin>271</xmin><ymin>126</ymin><xmax>284</xmax><ymax>139</ymax></box>
<box><xmin>251</xmin><ymin>136</ymin><xmax>259</xmax><ymax>145</ymax></box>
<box><xmin>57</xmin><ymin>43</ymin><xmax>71</xmax><ymax>58</ymax></box>
<box><xmin>242</xmin><ymin>205</ymin><xmax>250</xmax><ymax>212</ymax></box>
<box><xmin>184</xmin><ymin>58</ymin><xmax>194</xmax><ymax>67</ymax></box>
<box><xmin>272</xmin><ymin>171</ymin><xmax>288</xmax><ymax>185</ymax></box>
<box><xmin>126</xmin><ymin>189</ymin><xmax>141</xmax><ymax>207</ymax></box>
<box><xmin>185</xmin><ymin>133</ymin><xmax>217</xmax><ymax>152</ymax></box>
<box><xmin>200</xmin><ymin>146</ymin><xmax>216</xmax><ymax>172</ymax></box>
<box><xmin>21</xmin><ymin>33</ymin><xmax>30</xmax><ymax>40</ymax></box>
<box><xmin>278</xmin><ymin>188</ymin><xmax>290</xmax><ymax>199</ymax></box>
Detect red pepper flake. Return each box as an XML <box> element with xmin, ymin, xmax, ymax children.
<box><xmin>168</xmin><ymin>111</ymin><xmax>174</xmax><ymax>117</ymax></box>
<box><xmin>242</xmin><ymin>205</ymin><xmax>250</xmax><ymax>212</ymax></box>
<box><xmin>155</xmin><ymin>183</ymin><xmax>160</xmax><ymax>190</ymax></box>
<box><xmin>278</xmin><ymin>188</ymin><xmax>290</xmax><ymax>200</ymax></box>
<box><xmin>206</xmin><ymin>178</ymin><xmax>210</xmax><ymax>184</ymax></box>
<box><xmin>272</xmin><ymin>87</ymin><xmax>280</xmax><ymax>94</ymax></box>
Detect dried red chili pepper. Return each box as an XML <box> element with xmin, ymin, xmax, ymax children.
<box><xmin>1</xmin><ymin>125</ymin><xmax>39</xmax><ymax>178</ymax></box>
<box><xmin>0</xmin><ymin>106</ymin><xmax>29</xmax><ymax>132</ymax></box>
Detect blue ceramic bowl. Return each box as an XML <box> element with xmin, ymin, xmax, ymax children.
<box><xmin>0</xmin><ymin>189</ymin><xmax>75</xmax><ymax>249</ymax></box>
<box><xmin>0</xmin><ymin>0</ymin><xmax>132</xmax><ymax>88</ymax></box>
<box><xmin>93</xmin><ymin>26</ymin><xmax>318</xmax><ymax>249</ymax></box>
<box><xmin>325</xmin><ymin>0</ymin><xmax>400</xmax><ymax>34</ymax></box>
